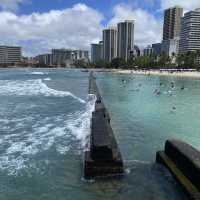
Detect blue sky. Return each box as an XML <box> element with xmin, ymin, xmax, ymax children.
<box><xmin>0</xmin><ymin>0</ymin><xmax>199</xmax><ymax>56</ymax></box>
<box><xmin>18</xmin><ymin>0</ymin><xmax>162</xmax><ymax>23</ymax></box>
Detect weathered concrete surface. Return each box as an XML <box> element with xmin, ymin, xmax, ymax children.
<box><xmin>84</xmin><ymin>151</ymin><xmax>124</xmax><ymax>178</ymax></box>
<box><xmin>84</xmin><ymin>72</ymin><xmax>124</xmax><ymax>179</ymax></box>
<box><xmin>156</xmin><ymin>139</ymin><xmax>200</xmax><ymax>199</ymax></box>
<box><xmin>90</xmin><ymin>111</ymin><xmax>113</xmax><ymax>160</ymax></box>
<box><xmin>165</xmin><ymin>140</ymin><xmax>200</xmax><ymax>190</ymax></box>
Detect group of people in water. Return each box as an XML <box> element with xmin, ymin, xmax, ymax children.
<box><xmin>154</xmin><ymin>81</ymin><xmax>185</xmax><ymax>96</ymax></box>
<box><xmin>121</xmin><ymin>77</ymin><xmax>186</xmax><ymax>113</ymax></box>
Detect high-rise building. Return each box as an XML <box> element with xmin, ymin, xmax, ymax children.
<box><xmin>103</xmin><ymin>27</ymin><xmax>117</xmax><ymax>62</ymax></box>
<box><xmin>117</xmin><ymin>20</ymin><xmax>134</xmax><ymax>61</ymax></box>
<box><xmin>51</xmin><ymin>49</ymin><xmax>89</xmax><ymax>66</ymax></box>
<box><xmin>91</xmin><ymin>41</ymin><xmax>103</xmax><ymax>63</ymax></box>
<box><xmin>162</xmin><ymin>38</ymin><xmax>179</xmax><ymax>56</ymax></box>
<box><xmin>52</xmin><ymin>49</ymin><xmax>73</xmax><ymax>66</ymax></box>
<box><xmin>152</xmin><ymin>43</ymin><xmax>162</xmax><ymax>56</ymax></box>
<box><xmin>163</xmin><ymin>6</ymin><xmax>183</xmax><ymax>40</ymax></box>
<box><xmin>179</xmin><ymin>8</ymin><xmax>200</xmax><ymax>54</ymax></box>
<box><xmin>35</xmin><ymin>54</ymin><xmax>52</xmax><ymax>66</ymax></box>
<box><xmin>0</xmin><ymin>46</ymin><xmax>21</xmax><ymax>65</ymax></box>
<box><xmin>143</xmin><ymin>45</ymin><xmax>153</xmax><ymax>56</ymax></box>
<box><xmin>133</xmin><ymin>45</ymin><xmax>141</xmax><ymax>57</ymax></box>
<box><xmin>73</xmin><ymin>50</ymin><xmax>89</xmax><ymax>61</ymax></box>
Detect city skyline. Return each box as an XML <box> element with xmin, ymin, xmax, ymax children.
<box><xmin>0</xmin><ymin>0</ymin><xmax>200</xmax><ymax>57</ymax></box>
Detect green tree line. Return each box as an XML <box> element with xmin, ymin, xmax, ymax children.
<box><xmin>91</xmin><ymin>50</ymin><xmax>200</xmax><ymax>70</ymax></box>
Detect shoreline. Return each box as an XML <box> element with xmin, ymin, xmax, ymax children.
<box><xmin>112</xmin><ymin>69</ymin><xmax>200</xmax><ymax>78</ymax></box>
<box><xmin>1</xmin><ymin>67</ymin><xmax>200</xmax><ymax>78</ymax></box>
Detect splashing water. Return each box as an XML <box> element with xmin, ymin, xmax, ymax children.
<box><xmin>30</xmin><ymin>72</ymin><xmax>47</xmax><ymax>75</ymax></box>
<box><xmin>44</xmin><ymin>77</ymin><xmax>51</xmax><ymax>81</ymax></box>
<box><xmin>0</xmin><ymin>77</ymin><xmax>95</xmax><ymax>175</ymax></box>
<box><xmin>66</xmin><ymin>94</ymin><xmax>96</xmax><ymax>150</ymax></box>
<box><xmin>0</xmin><ymin>94</ymin><xmax>96</xmax><ymax>175</ymax></box>
<box><xmin>0</xmin><ymin>79</ymin><xmax>85</xmax><ymax>103</ymax></box>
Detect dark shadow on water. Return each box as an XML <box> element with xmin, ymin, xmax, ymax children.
<box><xmin>81</xmin><ymin>160</ymin><xmax>187</xmax><ymax>200</ymax></box>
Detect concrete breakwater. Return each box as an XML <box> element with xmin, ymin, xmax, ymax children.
<box><xmin>157</xmin><ymin>139</ymin><xmax>200</xmax><ymax>199</ymax></box>
<box><xmin>84</xmin><ymin>72</ymin><xmax>124</xmax><ymax>179</ymax></box>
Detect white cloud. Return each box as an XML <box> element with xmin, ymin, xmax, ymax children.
<box><xmin>160</xmin><ymin>0</ymin><xmax>200</xmax><ymax>11</ymax></box>
<box><xmin>0</xmin><ymin>0</ymin><xmax>27</xmax><ymax>11</ymax></box>
<box><xmin>109</xmin><ymin>3</ymin><xmax>162</xmax><ymax>48</ymax></box>
<box><xmin>0</xmin><ymin>3</ymin><xmax>103</xmax><ymax>56</ymax></box>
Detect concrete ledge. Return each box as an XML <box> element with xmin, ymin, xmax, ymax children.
<box><xmin>156</xmin><ymin>139</ymin><xmax>200</xmax><ymax>199</ymax></box>
<box><xmin>84</xmin><ymin>151</ymin><xmax>124</xmax><ymax>178</ymax></box>
<box><xmin>84</xmin><ymin>72</ymin><xmax>124</xmax><ymax>179</ymax></box>
<box><xmin>90</xmin><ymin>111</ymin><xmax>113</xmax><ymax>160</ymax></box>
<box><xmin>165</xmin><ymin>139</ymin><xmax>200</xmax><ymax>191</ymax></box>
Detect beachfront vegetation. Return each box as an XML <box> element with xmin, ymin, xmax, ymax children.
<box><xmin>73</xmin><ymin>59</ymin><xmax>90</xmax><ymax>68</ymax></box>
<box><xmin>91</xmin><ymin>50</ymin><xmax>200</xmax><ymax>70</ymax></box>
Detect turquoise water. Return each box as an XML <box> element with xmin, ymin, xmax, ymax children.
<box><xmin>97</xmin><ymin>73</ymin><xmax>200</xmax><ymax>162</ymax></box>
<box><xmin>1</xmin><ymin>68</ymin><xmax>200</xmax><ymax>199</ymax></box>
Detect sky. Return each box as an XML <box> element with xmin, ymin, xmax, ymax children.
<box><xmin>0</xmin><ymin>0</ymin><xmax>199</xmax><ymax>57</ymax></box>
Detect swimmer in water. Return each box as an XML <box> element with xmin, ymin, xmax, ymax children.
<box><xmin>156</xmin><ymin>91</ymin><xmax>161</xmax><ymax>95</ymax></box>
<box><xmin>154</xmin><ymin>89</ymin><xmax>161</xmax><ymax>95</ymax></box>
<box><xmin>170</xmin><ymin>106</ymin><xmax>176</xmax><ymax>113</ymax></box>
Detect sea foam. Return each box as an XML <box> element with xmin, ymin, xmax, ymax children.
<box><xmin>30</xmin><ymin>72</ymin><xmax>47</xmax><ymax>75</ymax></box>
<box><xmin>0</xmin><ymin>79</ymin><xmax>85</xmax><ymax>103</ymax></box>
<box><xmin>0</xmin><ymin>94</ymin><xmax>96</xmax><ymax>175</ymax></box>
<box><xmin>43</xmin><ymin>77</ymin><xmax>51</xmax><ymax>81</ymax></box>
<box><xmin>66</xmin><ymin>94</ymin><xmax>96</xmax><ymax>150</ymax></box>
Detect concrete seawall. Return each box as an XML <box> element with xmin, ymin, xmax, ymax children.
<box><xmin>156</xmin><ymin>139</ymin><xmax>200</xmax><ymax>199</ymax></box>
<box><xmin>84</xmin><ymin>72</ymin><xmax>124</xmax><ymax>179</ymax></box>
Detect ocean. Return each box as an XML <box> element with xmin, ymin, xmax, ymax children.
<box><xmin>1</xmin><ymin>68</ymin><xmax>200</xmax><ymax>199</ymax></box>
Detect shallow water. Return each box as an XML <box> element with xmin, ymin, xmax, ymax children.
<box><xmin>1</xmin><ymin>68</ymin><xmax>198</xmax><ymax>199</ymax></box>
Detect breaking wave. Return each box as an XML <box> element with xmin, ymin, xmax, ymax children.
<box><xmin>66</xmin><ymin>94</ymin><xmax>96</xmax><ymax>150</ymax></box>
<box><xmin>30</xmin><ymin>72</ymin><xmax>47</xmax><ymax>75</ymax></box>
<box><xmin>0</xmin><ymin>95</ymin><xmax>96</xmax><ymax>175</ymax></box>
<box><xmin>43</xmin><ymin>77</ymin><xmax>51</xmax><ymax>81</ymax></box>
<box><xmin>0</xmin><ymin>79</ymin><xmax>85</xmax><ymax>103</ymax></box>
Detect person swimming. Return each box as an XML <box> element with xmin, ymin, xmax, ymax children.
<box><xmin>157</xmin><ymin>91</ymin><xmax>161</xmax><ymax>95</ymax></box>
<box><xmin>154</xmin><ymin>89</ymin><xmax>161</xmax><ymax>95</ymax></box>
<box><xmin>170</xmin><ymin>106</ymin><xmax>176</xmax><ymax>113</ymax></box>
<box><xmin>122</xmin><ymin>79</ymin><xmax>127</xmax><ymax>84</ymax></box>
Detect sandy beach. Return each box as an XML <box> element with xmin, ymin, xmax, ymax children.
<box><xmin>112</xmin><ymin>69</ymin><xmax>200</xmax><ymax>78</ymax></box>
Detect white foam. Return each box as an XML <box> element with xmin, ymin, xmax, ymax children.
<box><xmin>0</xmin><ymin>94</ymin><xmax>96</xmax><ymax>175</ymax></box>
<box><xmin>31</xmin><ymin>72</ymin><xmax>46</xmax><ymax>75</ymax></box>
<box><xmin>43</xmin><ymin>77</ymin><xmax>51</xmax><ymax>81</ymax></box>
<box><xmin>125</xmin><ymin>168</ymin><xmax>131</xmax><ymax>174</ymax></box>
<box><xmin>0</xmin><ymin>79</ymin><xmax>85</xmax><ymax>103</ymax></box>
<box><xmin>66</xmin><ymin>94</ymin><xmax>96</xmax><ymax>150</ymax></box>
<box><xmin>124</xmin><ymin>159</ymin><xmax>151</xmax><ymax>165</ymax></box>
<box><xmin>56</xmin><ymin>146</ymin><xmax>70</xmax><ymax>154</ymax></box>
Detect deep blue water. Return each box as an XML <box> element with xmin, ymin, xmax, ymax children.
<box><xmin>1</xmin><ymin>68</ymin><xmax>199</xmax><ymax>199</ymax></box>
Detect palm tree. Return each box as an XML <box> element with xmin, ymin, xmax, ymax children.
<box><xmin>195</xmin><ymin>50</ymin><xmax>200</xmax><ymax>69</ymax></box>
<box><xmin>171</xmin><ymin>52</ymin><xmax>177</xmax><ymax>66</ymax></box>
